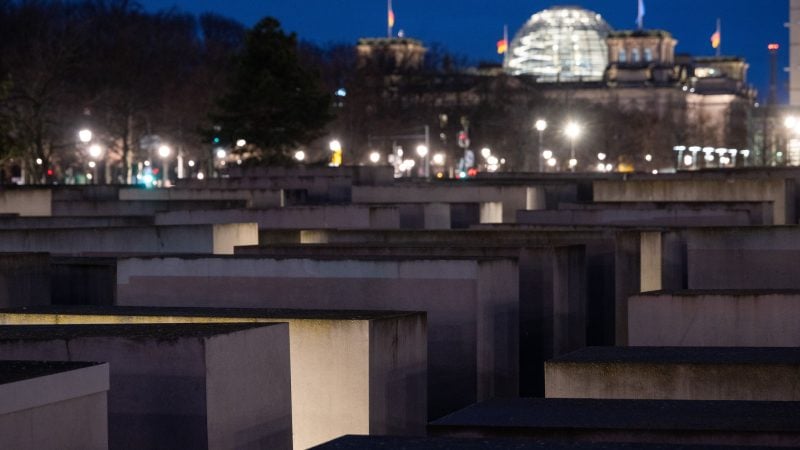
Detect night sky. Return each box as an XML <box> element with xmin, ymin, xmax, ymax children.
<box><xmin>139</xmin><ymin>0</ymin><xmax>790</xmax><ymax>102</ymax></box>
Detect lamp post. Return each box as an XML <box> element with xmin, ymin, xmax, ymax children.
<box><xmin>416</xmin><ymin>145</ymin><xmax>429</xmax><ymax>178</ymax></box>
<box><xmin>564</xmin><ymin>122</ymin><xmax>582</xmax><ymax>173</ymax></box>
<box><xmin>535</xmin><ymin>119</ymin><xmax>547</xmax><ymax>172</ymax></box>
<box><xmin>158</xmin><ymin>145</ymin><xmax>171</xmax><ymax>187</ymax></box>
<box><xmin>88</xmin><ymin>144</ymin><xmax>102</xmax><ymax>184</ymax></box>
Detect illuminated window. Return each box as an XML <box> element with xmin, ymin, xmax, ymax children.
<box><xmin>619</xmin><ymin>49</ymin><xmax>627</xmax><ymax>63</ymax></box>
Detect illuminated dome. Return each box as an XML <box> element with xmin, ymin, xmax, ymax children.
<box><xmin>505</xmin><ymin>6</ymin><xmax>612</xmax><ymax>82</ymax></box>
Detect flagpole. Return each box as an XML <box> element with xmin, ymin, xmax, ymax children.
<box><xmin>388</xmin><ymin>0</ymin><xmax>393</xmax><ymax>38</ymax></box>
<box><xmin>503</xmin><ymin>24</ymin><xmax>509</xmax><ymax>66</ymax></box>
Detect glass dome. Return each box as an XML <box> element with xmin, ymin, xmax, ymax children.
<box><xmin>505</xmin><ymin>6</ymin><xmax>613</xmax><ymax>82</ymax></box>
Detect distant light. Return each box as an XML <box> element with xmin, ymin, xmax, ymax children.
<box><xmin>416</xmin><ymin>145</ymin><xmax>429</xmax><ymax>158</ymax></box>
<box><xmin>645</xmin><ymin>154</ymin><xmax>653</xmax><ymax>162</ymax></box>
<box><xmin>768</xmin><ymin>43</ymin><xmax>780</xmax><ymax>51</ymax></box>
<box><xmin>596</xmin><ymin>162</ymin><xmax>606</xmax><ymax>172</ymax></box>
<box><xmin>652</xmin><ymin>169</ymin><xmax>659</xmax><ymax>175</ymax></box>
<box><xmin>436</xmin><ymin>172</ymin><xmax>444</xmax><ymax>179</ymax></box>
<box><xmin>683</xmin><ymin>154</ymin><xmax>693</xmax><ymax>166</ymax></box>
<box><xmin>216</xmin><ymin>148</ymin><xmax>227</xmax><ymax>159</ymax></box>
<box><xmin>673</xmin><ymin>146</ymin><xmax>687</xmax><ymax>152</ymax></box>
<box><xmin>689</xmin><ymin>88</ymin><xmax>696</xmax><ymax>93</ymax></box>
<box><xmin>432</xmin><ymin>153</ymin><xmax>445</xmax><ymax>165</ymax></box>
<box><xmin>35</xmin><ymin>158</ymin><xmax>43</xmax><ymax>165</ymax></box>
<box><xmin>236</xmin><ymin>139</ymin><xmax>247</xmax><ymax>148</ymax></box>
<box><xmin>564</xmin><ymin>122</ymin><xmax>582</xmax><ymax>139</ymax></box>
<box><xmin>500</xmin><ymin>158</ymin><xmax>506</xmax><ymax>164</ymax></box>
<box><xmin>335</xmin><ymin>88</ymin><xmax>347</xmax><ymax>97</ymax></box>
<box><xmin>542</xmin><ymin>150</ymin><xmax>553</xmax><ymax>160</ymax></box>
<box><xmin>143</xmin><ymin>174</ymin><xmax>154</xmax><ymax>185</ymax></box>
<box><xmin>329</xmin><ymin>140</ymin><xmax>342</xmax><ymax>152</ymax></box>
<box><xmin>568</xmin><ymin>158</ymin><xmax>578</xmax><ymax>168</ymax></box>
<box><xmin>144</xmin><ymin>160</ymin><xmax>151</xmax><ymax>167</ymax></box>
<box><xmin>88</xmin><ymin>161</ymin><xmax>96</xmax><ymax>168</ymax></box>
<box><xmin>481</xmin><ymin>148</ymin><xmax>492</xmax><ymax>159</ymax></box>
<box><xmin>158</xmin><ymin>145</ymin><xmax>171</xmax><ymax>158</ymax></box>
<box><xmin>535</xmin><ymin>119</ymin><xmax>548</xmax><ymax>132</ymax></box>
<box><xmin>89</xmin><ymin>144</ymin><xmax>102</xmax><ymax>159</ymax></box>
<box><xmin>705</xmin><ymin>153</ymin><xmax>715</xmax><ymax>162</ymax></box>
<box><xmin>785</xmin><ymin>116</ymin><xmax>798</xmax><ymax>129</ymax></box>
<box><xmin>237</xmin><ymin>159</ymin><xmax>242</xmax><ymax>165</ymax></box>
<box><xmin>741</xmin><ymin>149</ymin><xmax>751</xmax><ymax>158</ymax></box>
<box><xmin>197</xmin><ymin>172</ymin><xmax>205</xmax><ymax>180</ymax></box>
<box><xmin>458</xmin><ymin>171</ymin><xmax>467</xmax><ymax>179</ymax></box>
<box><xmin>547</xmin><ymin>158</ymin><xmax>557</xmax><ymax>167</ymax></box>
<box><xmin>78</xmin><ymin>129</ymin><xmax>93</xmax><ymax>143</ymax></box>
<box><xmin>597</xmin><ymin>153</ymin><xmax>607</xmax><ymax>161</ymax></box>
<box><xmin>605</xmin><ymin>163</ymin><xmax>613</xmax><ymax>172</ymax></box>
<box><xmin>188</xmin><ymin>160</ymin><xmax>195</xmax><ymax>168</ymax></box>
<box><xmin>294</xmin><ymin>150</ymin><xmax>306</xmax><ymax>161</ymax></box>
<box><xmin>487</xmin><ymin>156</ymin><xmax>499</xmax><ymax>165</ymax></box>
<box><xmin>689</xmin><ymin>146</ymin><xmax>702</xmax><ymax>152</ymax></box>
<box><xmin>369</xmin><ymin>151</ymin><xmax>381</xmax><ymax>163</ymax></box>
<box><xmin>86</xmin><ymin>173</ymin><xmax>93</xmax><ymax>180</ymax></box>
<box><xmin>682</xmin><ymin>86</ymin><xmax>689</xmax><ymax>92</ymax></box>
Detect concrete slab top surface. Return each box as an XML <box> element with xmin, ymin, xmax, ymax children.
<box><xmin>315</xmin><ymin>435</ymin><xmax>786</xmax><ymax>450</ymax></box>
<box><xmin>3</xmin><ymin>306</ymin><xmax>424</xmax><ymax>321</ymax></box>
<box><xmin>429</xmin><ymin>398</ymin><xmax>800</xmax><ymax>432</ymax></box>
<box><xmin>637</xmin><ymin>290</ymin><xmax>800</xmax><ymax>297</ymax></box>
<box><xmin>0</xmin><ymin>360</ymin><xmax>101</xmax><ymax>384</ymax></box>
<box><xmin>0</xmin><ymin>323</ymin><xmax>278</xmax><ymax>340</ymax></box>
<box><xmin>550</xmin><ymin>347</ymin><xmax>800</xmax><ymax>365</ymax></box>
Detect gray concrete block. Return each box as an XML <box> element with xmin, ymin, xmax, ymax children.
<box><xmin>0</xmin><ymin>361</ymin><xmax>109</xmax><ymax>450</ymax></box>
<box><xmin>0</xmin><ymin>323</ymin><xmax>292</xmax><ymax>450</ymax></box>
<box><xmin>0</xmin><ymin>307</ymin><xmax>426</xmax><ymax>450</ymax></box>
<box><xmin>545</xmin><ymin>347</ymin><xmax>800</xmax><ymax>401</ymax></box>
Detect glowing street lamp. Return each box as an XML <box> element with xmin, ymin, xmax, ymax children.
<box><xmin>215</xmin><ymin>148</ymin><xmax>227</xmax><ymax>160</ymax></box>
<box><xmin>236</xmin><ymin>139</ymin><xmax>247</xmax><ymax>148</ymax></box>
<box><xmin>369</xmin><ymin>151</ymin><xmax>381</xmax><ymax>164</ymax></box>
<box><xmin>78</xmin><ymin>129</ymin><xmax>93</xmax><ymax>143</ymax></box>
<box><xmin>564</xmin><ymin>122</ymin><xmax>582</xmax><ymax>172</ymax></box>
<box><xmin>535</xmin><ymin>119</ymin><xmax>547</xmax><ymax>172</ymax></box>
<box><xmin>481</xmin><ymin>147</ymin><xmax>492</xmax><ymax>159</ymax></box>
<box><xmin>295</xmin><ymin>150</ymin><xmax>306</xmax><ymax>162</ymax></box>
<box><xmin>158</xmin><ymin>145</ymin><xmax>172</xmax><ymax>187</ymax></box>
<box><xmin>432</xmin><ymin>153</ymin><xmax>445</xmax><ymax>165</ymax></box>
<box><xmin>542</xmin><ymin>150</ymin><xmax>553</xmax><ymax>160</ymax></box>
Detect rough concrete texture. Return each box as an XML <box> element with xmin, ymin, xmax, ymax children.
<box><xmin>0</xmin><ymin>253</ymin><xmax>50</xmax><ymax>308</ymax></box>
<box><xmin>155</xmin><ymin>205</ymin><xmax>401</xmax><ymax>230</ymax></box>
<box><xmin>629</xmin><ymin>291</ymin><xmax>800</xmax><ymax>347</ymax></box>
<box><xmin>0</xmin><ymin>189</ymin><xmax>52</xmax><ymax>216</ymax></box>
<box><xmin>685</xmin><ymin>228</ymin><xmax>800</xmax><ymax>290</ymax></box>
<box><xmin>545</xmin><ymin>347</ymin><xmax>800</xmax><ymax>401</ymax></box>
<box><xmin>113</xmin><ymin>256</ymin><xmax>518</xmax><ymax>419</ymax></box>
<box><xmin>0</xmin><ymin>361</ymin><xmax>109</xmax><ymax>450</ymax></box>
<box><xmin>593</xmin><ymin>178</ymin><xmax>794</xmax><ymax>224</ymax></box>
<box><xmin>352</xmin><ymin>184</ymin><xmax>543</xmax><ymax>223</ymax></box>
<box><xmin>0</xmin><ymin>323</ymin><xmax>292</xmax><ymax>450</ymax></box>
<box><xmin>0</xmin><ymin>307</ymin><xmax>427</xmax><ymax>450</ymax></box>
<box><xmin>0</xmin><ymin>223</ymin><xmax>257</xmax><ymax>255</ymax></box>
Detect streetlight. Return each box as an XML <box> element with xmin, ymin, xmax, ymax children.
<box><xmin>564</xmin><ymin>122</ymin><xmax>582</xmax><ymax>172</ymax></box>
<box><xmin>481</xmin><ymin>147</ymin><xmax>492</xmax><ymax>159</ymax></box>
<box><xmin>535</xmin><ymin>119</ymin><xmax>547</xmax><ymax>172</ymax></box>
<box><xmin>432</xmin><ymin>153</ymin><xmax>445</xmax><ymax>165</ymax></box>
<box><xmin>416</xmin><ymin>145</ymin><xmax>429</xmax><ymax>178</ymax></box>
<box><xmin>88</xmin><ymin>144</ymin><xmax>102</xmax><ymax>184</ymax></box>
<box><xmin>542</xmin><ymin>149</ymin><xmax>553</xmax><ymax>160</ymax></box>
<box><xmin>236</xmin><ymin>139</ymin><xmax>247</xmax><ymax>148</ymax></box>
<box><xmin>78</xmin><ymin>129</ymin><xmax>93</xmax><ymax>143</ymax></box>
<box><xmin>369</xmin><ymin>151</ymin><xmax>381</xmax><ymax>164</ymax></box>
<box><xmin>597</xmin><ymin>153</ymin><xmax>607</xmax><ymax>161</ymax></box>
<box><xmin>294</xmin><ymin>150</ymin><xmax>306</xmax><ymax>162</ymax></box>
<box><xmin>158</xmin><ymin>145</ymin><xmax>171</xmax><ymax>187</ymax></box>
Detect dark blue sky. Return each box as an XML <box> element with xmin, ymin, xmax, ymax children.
<box><xmin>140</xmin><ymin>0</ymin><xmax>790</xmax><ymax>102</ymax></box>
